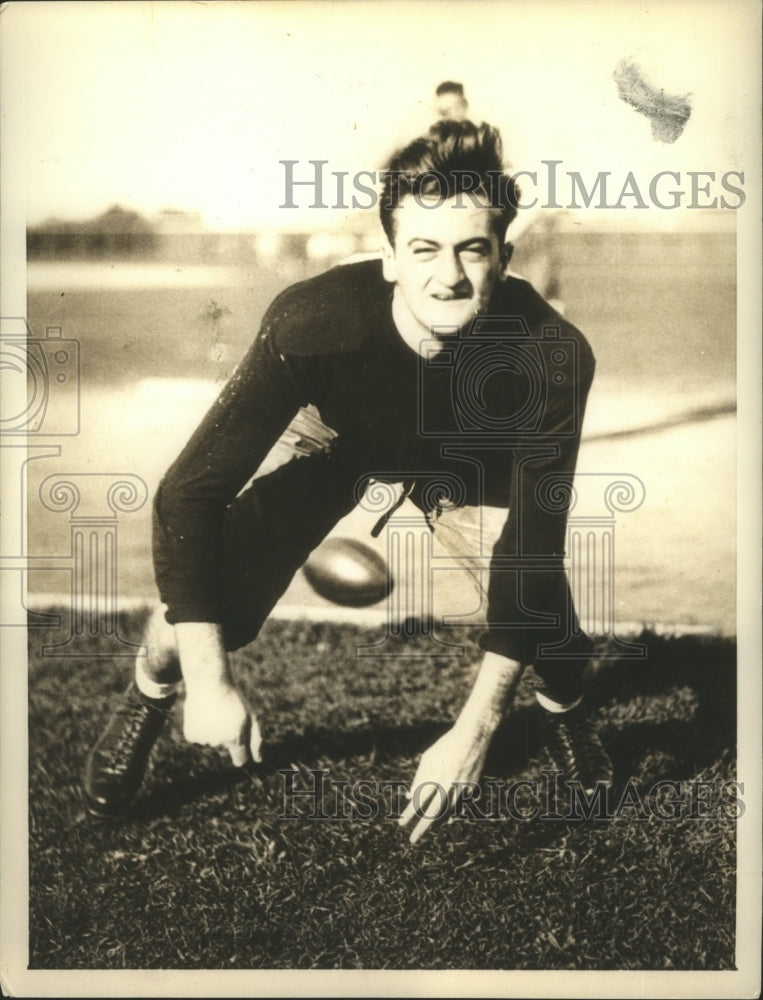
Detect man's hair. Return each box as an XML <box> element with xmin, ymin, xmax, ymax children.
<box><xmin>379</xmin><ymin>120</ymin><xmax>520</xmax><ymax>245</ymax></box>
<box><xmin>435</xmin><ymin>80</ymin><xmax>465</xmax><ymax>98</ymax></box>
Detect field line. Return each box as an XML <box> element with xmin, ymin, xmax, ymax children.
<box><xmin>24</xmin><ymin>593</ymin><xmax>728</xmax><ymax>639</ymax></box>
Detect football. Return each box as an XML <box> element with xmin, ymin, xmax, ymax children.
<box><xmin>302</xmin><ymin>536</ymin><xmax>392</xmax><ymax>607</ymax></box>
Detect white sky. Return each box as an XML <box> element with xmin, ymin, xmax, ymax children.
<box><xmin>2</xmin><ymin>0</ymin><xmax>759</xmax><ymax>231</ymax></box>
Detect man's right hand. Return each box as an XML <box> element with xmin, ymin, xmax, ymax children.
<box><xmin>175</xmin><ymin>621</ymin><xmax>262</xmax><ymax>767</ymax></box>
<box><xmin>183</xmin><ymin>679</ymin><xmax>262</xmax><ymax>766</ymax></box>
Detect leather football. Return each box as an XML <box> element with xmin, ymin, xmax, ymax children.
<box><xmin>302</xmin><ymin>537</ymin><xmax>392</xmax><ymax>607</ymax></box>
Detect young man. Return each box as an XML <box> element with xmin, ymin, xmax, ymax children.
<box><xmin>84</xmin><ymin>120</ymin><xmax>612</xmax><ymax>843</ymax></box>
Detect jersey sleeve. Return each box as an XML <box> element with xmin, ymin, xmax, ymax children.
<box><xmin>152</xmin><ymin>299</ymin><xmax>323</xmax><ymax>626</ymax></box>
<box><xmin>478</xmin><ymin>323</ymin><xmax>596</xmax><ymax>668</ymax></box>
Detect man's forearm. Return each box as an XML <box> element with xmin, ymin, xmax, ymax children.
<box><xmin>174</xmin><ymin>621</ymin><xmax>230</xmax><ymax>684</ymax></box>
<box><xmin>453</xmin><ymin>650</ymin><xmax>525</xmax><ymax>738</ymax></box>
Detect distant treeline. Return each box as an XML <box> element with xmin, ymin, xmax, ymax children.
<box><xmin>26</xmin><ymin>204</ymin><xmax>324</xmax><ymax>265</ymax></box>
<box><xmin>27</xmin><ymin>205</ymin><xmax>159</xmax><ymax>259</ymax></box>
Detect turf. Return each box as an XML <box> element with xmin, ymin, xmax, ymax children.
<box><xmin>28</xmin><ymin>613</ymin><xmax>737</xmax><ymax>970</ymax></box>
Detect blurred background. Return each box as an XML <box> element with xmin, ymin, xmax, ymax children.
<box><xmin>4</xmin><ymin>0</ymin><xmax>752</xmax><ymax>634</ymax></box>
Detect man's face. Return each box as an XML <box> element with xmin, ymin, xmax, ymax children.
<box><xmin>434</xmin><ymin>92</ymin><xmax>469</xmax><ymax>121</ymax></box>
<box><xmin>382</xmin><ymin>193</ymin><xmax>504</xmax><ymax>348</ymax></box>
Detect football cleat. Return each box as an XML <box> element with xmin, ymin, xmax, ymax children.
<box><xmin>83</xmin><ymin>681</ymin><xmax>176</xmax><ymax>817</ymax></box>
<box><xmin>540</xmin><ymin>702</ymin><xmax>614</xmax><ymax>793</ymax></box>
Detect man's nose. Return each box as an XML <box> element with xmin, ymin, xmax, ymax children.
<box><xmin>434</xmin><ymin>250</ymin><xmax>467</xmax><ymax>288</ymax></box>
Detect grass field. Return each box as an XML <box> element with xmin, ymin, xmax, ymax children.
<box><xmin>28</xmin><ymin>612</ymin><xmax>737</xmax><ymax>971</ymax></box>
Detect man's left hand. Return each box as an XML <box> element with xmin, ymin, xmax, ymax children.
<box><xmin>398</xmin><ymin>651</ymin><xmax>524</xmax><ymax>844</ymax></box>
<box><xmin>397</xmin><ymin>723</ymin><xmax>492</xmax><ymax>844</ymax></box>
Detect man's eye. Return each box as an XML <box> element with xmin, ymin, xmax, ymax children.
<box><xmin>461</xmin><ymin>245</ymin><xmax>488</xmax><ymax>259</ymax></box>
<box><xmin>412</xmin><ymin>247</ymin><xmax>436</xmax><ymax>258</ymax></box>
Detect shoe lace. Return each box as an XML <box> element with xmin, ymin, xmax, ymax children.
<box><xmin>107</xmin><ymin>699</ymin><xmax>164</xmax><ymax>774</ymax></box>
<box><xmin>548</xmin><ymin>712</ymin><xmax>594</xmax><ymax>776</ymax></box>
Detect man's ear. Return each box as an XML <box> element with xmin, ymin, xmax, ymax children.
<box><xmin>501</xmin><ymin>241</ymin><xmax>514</xmax><ymax>268</ymax></box>
<box><xmin>381</xmin><ymin>234</ymin><xmax>397</xmax><ymax>283</ymax></box>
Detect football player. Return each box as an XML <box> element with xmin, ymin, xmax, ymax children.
<box><xmin>83</xmin><ymin>119</ymin><xmax>612</xmax><ymax>841</ymax></box>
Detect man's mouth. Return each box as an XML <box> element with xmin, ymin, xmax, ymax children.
<box><xmin>431</xmin><ymin>292</ymin><xmax>470</xmax><ymax>301</ymax></box>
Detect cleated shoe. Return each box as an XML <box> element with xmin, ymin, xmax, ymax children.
<box><xmin>540</xmin><ymin>703</ymin><xmax>614</xmax><ymax>794</ymax></box>
<box><xmin>83</xmin><ymin>682</ymin><xmax>176</xmax><ymax>817</ymax></box>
